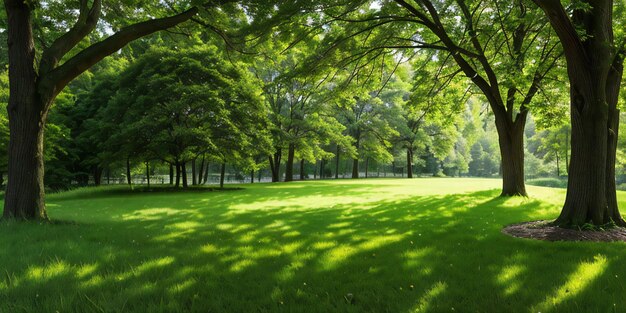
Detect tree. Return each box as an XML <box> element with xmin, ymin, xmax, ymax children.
<box><xmin>532</xmin><ymin>0</ymin><xmax>626</xmax><ymax>226</ymax></box>
<box><xmin>253</xmin><ymin>41</ymin><xmax>351</xmax><ymax>182</ymax></box>
<box><xmin>3</xmin><ymin>0</ymin><xmax>202</xmax><ymax>219</ymax></box>
<box><xmin>267</xmin><ymin>0</ymin><xmax>562</xmax><ymax>195</ymax></box>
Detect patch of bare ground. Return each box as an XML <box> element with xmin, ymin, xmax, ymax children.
<box><xmin>502</xmin><ymin>221</ymin><xmax>626</xmax><ymax>242</ymax></box>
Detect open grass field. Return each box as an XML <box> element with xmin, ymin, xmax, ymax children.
<box><xmin>1</xmin><ymin>178</ymin><xmax>626</xmax><ymax>312</ymax></box>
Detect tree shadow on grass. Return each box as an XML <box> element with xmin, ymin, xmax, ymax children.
<box><xmin>0</xmin><ymin>185</ymin><xmax>625</xmax><ymax>312</ymax></box>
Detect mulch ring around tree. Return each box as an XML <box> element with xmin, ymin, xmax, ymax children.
<box><xmin>502</xmin><ymin>220</ymin><xmax>626</xmax><ymax>242</ymax></box>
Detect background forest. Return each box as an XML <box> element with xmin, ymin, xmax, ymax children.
<box><xmin>0</xmin><ymin>0</ymin><xmax>625</xmax><ymax>193</ymax></box>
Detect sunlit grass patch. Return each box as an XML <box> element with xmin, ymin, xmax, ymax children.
<box><xmin>0</xmin><ymin>178</ymin><xmax>625</xmax><ymax>312</ymax></box>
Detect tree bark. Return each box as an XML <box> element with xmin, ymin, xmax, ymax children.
<box><xmin>496</xmin><ymin>118</ymin><xmax>527</xmax><ymax>197</ymax></box>
<box><xmin>352</xmin><ymin>158</ymin><xmax>359</xmax><ymax>179</ymax></box>
<box><xmin>250</xmin><ymin>170</ymin><xmax>254</xmax><ymax>184</ymax></box>
<box><xmin>93</xmin><ymin>166</ymin><xmax>103</xmax><ymax>186</ymax></box>
<box><xmin>365</xmin><ymin>157</ymin><xmax>369</xmax><ymax>178</ymax></box>
<box><xmin>175</xmin><ymin>161</ymin><xmax>181</xmax><ymax>188</ymax></box>
<box><xmin>198</xmin><ymin>155</ymin><xmax>205</xmax><ymax>185</ymax></box>
<box><xmin>285</xmin><ymin>143</ymin><xmax>295</xmax><ymax>182</ymax></box>
<box><xmin>146</xmin><ymin>162</ymin><xmax>150</xmax><ymax>188</ymax></box>
<box><xmin>126</xmin><ymin>157</ymin><xmax>132</xmax><ymax>186</ymax></box>
<box><xmin>181</xmin><ymin>162</ymin><xmax>188</xmax><ymax>188</ymax></box>
<box><xmin>300</xmin><ymin>159</ymin><xmax>305</xmax><ymax>180</ymax></box>
<box><xmin>534</xmin><ymin>0</ymin><xmax>625</xmax><ymax>226</ymax></box>
<box><xmin>269</xmin><ymin>148</ymin><xmax>281</xmax><ymax>182</ymax></box>
<box><xmin>191</xmin><ymin>159</ymin><xmax>197</xmax><ymax>186</ymax></box>
<box><xmin>407</xmin><ymin>148</ymin><xmax>413</xmax><ymax>179</ymax></box>
<box><xmin>220</xmin><ymin>163</ymin><xmax>226</xmax><ymax>188</ymax></box>
<box><xmin>2</xmin><ymin>2</ymin><xmax>46</xmax><ymax>219</ymax></box>
<box><xmin>169</xmin><ymin>163</ymin><xmax>174</xmax><ymax>185</ymax></box>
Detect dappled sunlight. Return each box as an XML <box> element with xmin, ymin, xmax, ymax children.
<box><xmin>496</xmin><ymin>264</ymin><xmax>526</xmax><ymax>296</ymax></box>
<box><xmin>532</xmin><ymin>255</ymin><xmax>608</xmax><ymax>312</ymax></box>
<box><xmin>3</xmin><ymin>179</ymin><xmax>626</xmax><ymax>312</ymax></box>
<box><xmin>409</xmin><ymin>281</ymin><xmax>447</xmax><ymax>313</ymax></box>
<box><xmin>122</xmin><ymin>208</ymin><xmax>194</xmax><ymax>221</ymax></box>
<box><xmin>25</xmin><ymin>259</ymin><xmax>71</xmax><ymax>282</ymax></box>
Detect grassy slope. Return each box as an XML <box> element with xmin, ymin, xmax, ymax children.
<box><xmin>0</xmin><ymin>178</ymin><xmax>625</xmax><ymax>313</ymax></box>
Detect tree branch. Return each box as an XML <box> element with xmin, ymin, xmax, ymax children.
<box><xmin>41</xmin><ymin>7</ymin><xmax>199</xmax><ymax>98</ymax></box>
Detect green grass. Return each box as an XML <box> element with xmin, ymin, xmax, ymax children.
<box><xmin>1</xmin><ymin>178</ymin><xmax>626</xmax><ymax>312</ymax></box>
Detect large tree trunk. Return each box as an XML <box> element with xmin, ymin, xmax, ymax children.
<box><xmin>2</xmin><ymin>2</ymin><xmax>47</xmax><ymax>219</ymax></box>
<box><xmin>495</xmin><ymin>112</ymin><xmax>527</xmax><ymax>197</ymax></box>
<box><xmin>534</xmin><ymin>0</ymin><xmax>625</xmax><ymax>226</ymax></box>
<box><xmin>3</xmin><ymin>105</ymin><xmax>47</xmax><ymax>219</ymax></box>
<box><xmin>407</xmin><ymin>148</ymin><xmax>413</xmax><ymax>179</ymax></box>
<box><xmin>557</xmin><ymin>89</ymin><xmax>611</xmax><ymax>225</ymax></box>
<box><xmin>352</xmin><ymin>158</ymin><xmax>359</xmax><ymax>179</ymax></box>
<box><xmin>285</xmin><ymin>143</ymin><xmax>295</xmax><ymax>182</ymax></box>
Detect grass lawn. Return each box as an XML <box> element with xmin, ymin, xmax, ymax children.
<box><xmin>1</xmin><ymin>178</ymin><xmax>626</xmax><ymax>312</ymax></box>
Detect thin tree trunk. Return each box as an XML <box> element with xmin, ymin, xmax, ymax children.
<box><xmin>94</xmin><ymin>166</ymin><xmax>103</xmax><ymax>186</ymax></box>
<box><xmin>285</xmin><ymin>143</ymin><xmax>295</xmax><ymax>182</ymax></box>
<box><xmin>198</xmin><ymin>155</ymin><xmax>205</xmax><ymax>185</ymax></box>
<box><xmin>169</xmin><ymin>163</ymin><xmax>174</xmax><ymax>185</ymax></box>
<box><xmin>126</xmin><ymin>157</ymin><xmax>132</xmax><ymax>186</ymax></box>
<box><xmin>181</xmin><ymin>162</ymin><xmax>188</xmax><ymax>188</ymax></box>
<box><xmin>191</xmin><ymin>159</ymin><xmax>197</xmax><ymax>186</ymax></box>
<box><xmin>407</xmin><ymin>149</ymin><xmax>413</xmax><ymax>179</ymax></box>
<box><xmin>250</xmin><ymin>170</ymin><xmax>254</xmax><ymax>184</ymax></box>
<box><xmin>300</xmin><ymin>159</ymin><xmax>305</xmax><ymax>180</ymax></box>
<box><xmin>314</xmin><ymin>160</ymin><xmax>318</xmax><ymax>179</ymax></box>
<box><xmin>365</xmin><ymin>157</ymin><xmax>369</xmax><ymax>178</ymax></box>
<box><xmin>175</xmin><ymin>161</ymin><xmax>181</xmax><ymax>188</ymax></box>
<box><xmin>556</xmin><ymin>153</ymin><xmax>560</xmax><ymax>177</ymax></box>
<box><xmin>220</xmin><ymin>163</ymin><xmax>226</xmax><ymax>189</ymax></box>
<box><xmin>146</xmin><ymin>162</ymin><xmax>150</xmax><ymax>188</ymax></box>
